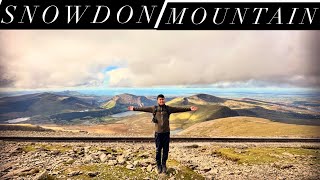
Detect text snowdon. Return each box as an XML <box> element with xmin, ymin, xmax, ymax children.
<box><xmin>0</xmin><ymin>5</ymin><xmax>318</xmax><ymax>25</ymax></box>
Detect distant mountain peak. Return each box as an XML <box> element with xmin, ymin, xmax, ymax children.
<box><xmin>101</xmin><ymin>94</ymin><xmax>156</xmax><ymax>110</ymax></box>
<box><xmin>190</xmin><ymin>93</ymin><xmax>225</xmax><ymax>103</ymax></box>
<box><xmin>116</xmin><ymin>93</ymin><xmax>137</xmax><ymax>98</ymax></box>
<box><xmin>37</xmin><ymin>92</ymin><xmax>60</xmax><ymax>98</ymax></box>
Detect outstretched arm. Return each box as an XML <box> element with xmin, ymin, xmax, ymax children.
<box><xmin>128</xmin><ymin>106</ymin><xmax>153</xmax><ymax>113</ymax></box>
<box><xmin>168</xmin><ymin>106</ymin><xmax>198</xmax><ymax>113</ymax></box>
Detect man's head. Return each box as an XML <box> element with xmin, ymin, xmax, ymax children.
<box><xmin>157</xmin><ymin>94</ymin><xmax>165</xmax><ymax>105</ymax></box>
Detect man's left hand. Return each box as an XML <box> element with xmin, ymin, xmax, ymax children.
<box><xmin>190</xmin><ymin>106</ymin><xmax>198</xmax><ymax>111</ymax></box>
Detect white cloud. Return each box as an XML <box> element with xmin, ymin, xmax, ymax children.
<box><xmin>0</xmin><ymin>30</ymin><xmax>319</xmax><ymax>89</ymax></box>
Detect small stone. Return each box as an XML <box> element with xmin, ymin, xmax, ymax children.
<box><xmin>210</xmin><ymin>168</ymin><xmax>218</xmax><ymax>174</ymax></box>
<box><xmin>107</xmin><ymin>160</ymin><xmax>117</xmax><ymax>166</ymax></box>
<box><xmin>87</xmin><ymin>171</ymin><xmax>99</xmax><ymax>177</ymax></box>
<box><xmin>189</xmin><ymin>164</ymin><xmax>198</xmax><ymax>170</ymax></box>
<box><xmin>66</xmin><ymin>158</ymin><xmax>75</xmax><ymax>164</ymax></box>
<box><xmin>73</xmin><ymin>147</ymin><xmax>84</xmax><ymax>155</ymax></box>
<box><xmin>49</xmin><ymin>171</ymin><xmax>59</xmax><ymax>176</ymax></box>
<box><xmin>147</xmin><ymin>164</ymin><xmax>153</xmax><ymax>172</ymax></box>
<box><xmin>84</xmin><ymin>146</ymin><xmax>91</xmax><ymax>154</ymax></box>
<box><xmin>126</xmin><ymin>164</ymin><xmax>135</xmax><ymax>170</ymax></box>
<box><xmin>205</xmin><ymin>175</ymin><xmax>214</xmax><ymax>180</ymax></box>
<box><xmin>138</xmin><ymin>152</ymin><xmax>149</xmax><ymax>158</ymax></box>
<box><xmin>280</xmin><ymin>164</ymin><xmax>293</xmax><ymax>169</ymax></box>
<box><xmin>117</xmin><ymin>155</ymin><xmax>126</xmax><ymax>165</ymax></box>
<box><xmin>34</xmin><ymin>170</ymin><xmax>48</xmax><ymax>180</ymax></box>
<box><xmin>68</xmin><ymin>170</ymin><xmax>81</xmax><ymax>177</ymax></box>
<box><xmin>91</xmin><ymin>153</ymin><xmax>100</xmax><ymax>161</ymax></box>
<box><xmin>83</xmin><ymin>155</ymin><xmax>93</xmax><ymax>164</ymax></box>
<box><xmin>50</xmin><ymin>150</ymin><xmax>60</xmax><ymax>155</ymax></box>
<box><xmin>99</xmin><ymin>153</ymin><xmax>108</xmax><ymax>163</ymax></box>
<box><xmin>202</xmin><ymin>167</ymin><xmax>211</xmax><ymax>173</ymax></box>
<box><xmin>107</xmin><ymin>153</ymin><xmax>114</xmax><ymax>159</ymax></box>
<box><xmin>133</xmin><ymin>160</ymin><xmax>140</xmax><ymax>167</ymax></box>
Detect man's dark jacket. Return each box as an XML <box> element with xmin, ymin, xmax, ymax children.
<box><xmin>133</xmin><ymin>105</ymin><xmax>191</xmax><ymax>133</ymax></box>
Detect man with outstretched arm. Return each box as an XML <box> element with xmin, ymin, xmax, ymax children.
<box><xmin>128</xmin><ymin>94</ymin><xmax>198</xmax><ymax>174</ymax></box>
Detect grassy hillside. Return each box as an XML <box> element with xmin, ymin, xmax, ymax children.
<box><xmin>0</xmin><ymin>93</ymin><xmax>98</xmax><ymax>121</ymax></box>
<box><xmin>101</xmin><ymin>99</ymin><xmax>116</xmax><ymax>109</ymax></box>
<box><xmin>178</xmin><ymin>116</ymin><xmax>320</xmax><ymax>137</ymax></box>
<box><xmin>222</xmin><ymin>99</ymin><xmax>320</xmax><ymax>126</ymax></box>
<box><xmin>166</xmin><ymin>96</ymin><xmax>238</xmax><ymax>129</ymax></box>
<box><xmin>169</xmin><ymin>104</ymin><xmax>238</xmax><ymax>129</ymax></box>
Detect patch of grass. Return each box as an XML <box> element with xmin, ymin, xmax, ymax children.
<box><xmin>101</xmin><ymin>100</ymin><xmax>116</xmax><ymax>109</ymax></box>
<box><xmin>45</xmin><ymin>175</ymin><xmax>56</xmax><ymax>180</ymax></box>
<box><xmin>167</xmin><ymin>159</ymin><xmax>205</xmax><ymax>180</ymax></box>
<box><xmin>215</xmin><ymin>148</ymin><xmax>275</xmax><ymax>164</ymax></box>
<box><xmin>39</xmin><ymin>144</ymin><xmax>72</xmax><ymax>153</ymax></box>
<box><xmin>64</xmin><ymin>159</ymin><xmax>76</xmax><ymax>165</ymax></box>
<box><xmin>214</xmin><ymin>147</ymin><xmax>320</xmax><ymax>165</ymax></box>
<box><xmin>61</xmin><ymin>164</ymin><xmax>157</xmax><ymax>180</ymax></box>
<box><xmin>167</xmin><ymin>159</ymin><xmax>180</xmax><ymax>166</ymax></box>
<box><xmin>166</xmin><ymin>97</ymin><xmax>184</xmax><ymax>106</ymax></box>
<box><xmin>22</xmin><ymin>145</ymin><xmax>37</xmax><ymax>152</ymax></box>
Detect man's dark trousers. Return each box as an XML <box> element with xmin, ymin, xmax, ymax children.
<box><xmin>155</xmin><ymin>131</ymin><xmax>170</xmax><ymax>166</ymax></box>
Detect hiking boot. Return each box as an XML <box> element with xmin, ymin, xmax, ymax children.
<box><xmin>162</xmin><ymin>164</ymin><xmax>167</xmax><ymax>174</ymax></box>
<box><xmin>156</xmin><ymin>164</ymin><xmax>162</xmax><ymax>174</ymax></box>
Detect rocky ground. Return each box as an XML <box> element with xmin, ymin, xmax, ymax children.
<box><xmin>0</xmin><ymin>140</ymin><xmax>319</xmax><ymax>180</ymax></box>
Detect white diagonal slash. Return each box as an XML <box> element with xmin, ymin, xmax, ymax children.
<box><xmin>154</xmin><ymin>0</ymin><xmax>168</xmax><ymax>28</ymax></box>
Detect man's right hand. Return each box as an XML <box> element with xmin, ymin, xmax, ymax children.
<box><xmin>128</xmin><ymin>106</ymin><xmax>134</xmax><ymax>111</ymax></box>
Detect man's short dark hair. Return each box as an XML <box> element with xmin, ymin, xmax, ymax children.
<box><xmin>157</xmin><ymin>94</ymin><xmax>165</xmax><ymax>99</ymax></box>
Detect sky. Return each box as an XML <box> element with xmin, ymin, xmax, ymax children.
<box><xmin>0</xmin><ymin>30</ymin><xmax>319</xmax><ymax>91</ymax></box>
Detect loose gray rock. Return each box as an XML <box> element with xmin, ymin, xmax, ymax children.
<box><xmin>34</xmin><ymin>170</ymin><xmax>49</xmax><ymax>180</ymax></box>
<box><xmin>107</xmin><ymin>160</ymin><xmax>117</xmax><ymax>166</ymax></box>
<box><xmin>83</xmin><ymin>155</ymin><xmax>93</xmax><ymax>164</ymax></box>
<box><xmin>133</xmin><ymin>160</ymin><xmax>140</xmax><ymax>167</ymax></box>
<box><xmin>117</xmin><ymin>155</ymin><xmax>126</xmax><ymax>165</ymax></box>
<box><xmin>138</xmin><ymin>152</ymin><xmax>149</xmax><ymax>158</ymax></box>
<box><xmin>99</xmin><ymin>153</ymin><xmax>108</xmax><ymax>163</ymax></box>
<box><xmin>68</xmin><ymin>170</ymin><xmax>81</xmax><ymax>177</ymax></box>
<box><xmin>88</xmin><ymin>171</ymin><xmax>99</xmax><ymax>177</ymax></box>
<box><xmin>147</xmin><ymin>164</ymin><xmax>153</xmax><ymax>172</ymax></box>
<box><xmin>202</xmin><ymin>167</ymin><xmax>211</xmax><ymax>173</ymax></box>
<box><xmin>126</xmin><ymin>164</ymin><xmax>135</xmax><ymax>170</ymax></box>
